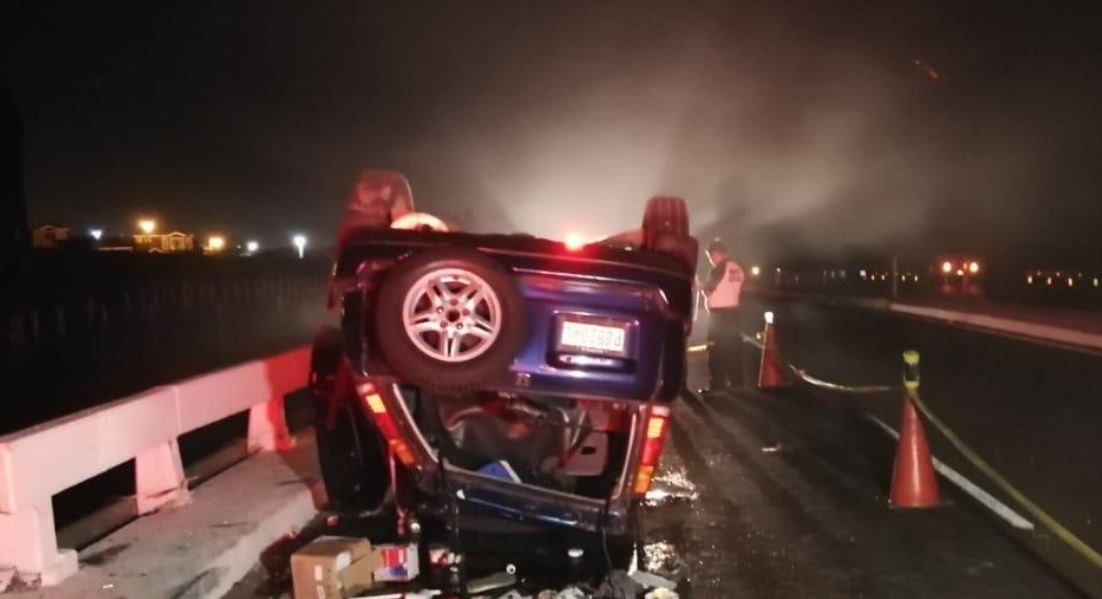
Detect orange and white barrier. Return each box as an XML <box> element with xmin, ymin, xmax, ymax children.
<box><xmin>0</xmin><ymin>346</ymin><xmax>310</xmax><ymax>585</ymax></box>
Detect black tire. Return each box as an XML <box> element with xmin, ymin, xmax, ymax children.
<box><xmin>310</xmin><ymin>327</ymin><xmax>390</xmax><ymax>512</ymax></box>
<box><xmin>642</xmin><ymin>196</ymin><xmax>697</xmax><ymax>270</ymax></box>
<box><xmin>642</xmin><ymin>196</ymin><xmax>690</xmax><ymax>242</ymax></box>
<box><xmin>374</xmin><ymin>248</ymin><xmax>527</xmax><ymax>396</ymax></box>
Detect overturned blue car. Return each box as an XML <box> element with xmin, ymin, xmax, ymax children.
<box><xmin>310</xmin><ymin>170</ymin><xmax>697</xmax><ymax>538</ymax></box>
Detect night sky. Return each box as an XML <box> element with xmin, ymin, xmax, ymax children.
<box><xmin>3</xmin><ymin>1</ymin><xmax>1101</xmax><ymax>262</ymax></box>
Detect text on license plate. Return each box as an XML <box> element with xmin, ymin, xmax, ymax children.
<box><xmin>559</xmin><ymin>321</ymin><xmax>626</xmax><ymax>354</ymax></box>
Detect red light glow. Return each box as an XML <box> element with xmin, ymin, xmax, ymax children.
<box><xmin>564</xmin><ymin>232</ymin><xmax>587</xmax><ymax>252</ymax></box>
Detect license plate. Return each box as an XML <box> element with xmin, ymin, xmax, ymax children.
<box><xmin>559</xmin><ymin>319</ymin><xmax>628</xmax><ymax>355</ymax></box>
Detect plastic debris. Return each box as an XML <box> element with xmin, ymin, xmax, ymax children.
<box><xmin>557</xmin><ymin>586</ymin><xmax>588</xmax><ymax>599</ymax></box>
<box><xmin>0</xmin><ymin>568</ymin><xmax>15</xmax><ymax>593</ymax></box>
<box><xmin>478</xmin><ymin>460</ymin><xmax>522</xmax><ymax>483</ymax></box>
<box><xmin>645</xmin><ymin>589</ymin><xmax>678</xmax><ymax>599</ymax></box>
<box><xmin>468</xmin><ymin>570</ymin><xmax>517</xmax><ymax>595</ymax></box>
<box><xmin>629</xmin><ymin>571</ymin><xmax>676</xmax><ymax>590</ymax></box>
<box><xmin>594</xmin><ymin>570</ymin><xmax>642</xmax><ymax>598</ymax></box>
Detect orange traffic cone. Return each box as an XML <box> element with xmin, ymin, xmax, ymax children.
<box><xmin>890</xmin><ymin>351</ymin><xmax>940</xmax><ymax>508</ymax></box>
<box><xmin>757</xmin><ymin>311</ymin><xmax>789</xmax><ymax>389</ymax></box>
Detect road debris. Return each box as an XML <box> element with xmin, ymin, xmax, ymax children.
<box><xmin>467</xmin><ymin>570</ymin><xmax>517</xmax><ymax>595</ymax></box>
<box><xmin>629</xmin><ymin>571</ymin><xmax>676</xmax><ymax>590</ymax></box>
<box><xmin>594</xmin><ymin>570</ymin><xmax>642</xmax><ymax>598</ymax></box>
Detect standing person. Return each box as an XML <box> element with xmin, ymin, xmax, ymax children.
<box><xmin>700</xmin><ymin>239</ymin><xmax>745</xmax><ymax>394</ymax></box>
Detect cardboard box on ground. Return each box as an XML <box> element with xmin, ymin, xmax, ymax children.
<box><xmin>291</xmin><ymin>536</ymin><xmax>421</xmax><ymax>599</ymax></box>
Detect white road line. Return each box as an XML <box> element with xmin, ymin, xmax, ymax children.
<box><xmin>863</xmin><ymin>413</ymin><xmax>1035</xmax><ymax>531</ymax></box>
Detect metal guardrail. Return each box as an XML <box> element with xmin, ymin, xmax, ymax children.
<box><xmin>0</xmin><ymin>346</ymin><xmax>310</xmax><ymax>585</ymax></box>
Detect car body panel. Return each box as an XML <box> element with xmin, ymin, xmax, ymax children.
<box><xmin>330</xmin><ymin>228</ymin><xmax>691</xmax><ymax>532</ymax></box>
<box><xmin>335</xmin><ymin>229</ymin><xmax>692</xmax><ymax>403</ymax></box>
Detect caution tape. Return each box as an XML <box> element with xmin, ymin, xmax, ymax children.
<box><xmin>739</xmin><ymin>332</ymin><xmax>765</xmax><ymax>350</ymax></box>
<box><xmin>736</xmin><ymin>333</ymin><xmax>895</xmax><ymax>394</ymax></box>
<box><xmin>907</xmin><ymin>390</ymin><xmax>1102</xmax><ymax>573</ymax></box>
<box><xmin>786</xmin><ymin>366</ymin><xmax>896</xmax><ymax>394</ymax></box>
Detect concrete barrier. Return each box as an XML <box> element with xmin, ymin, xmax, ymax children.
<box><xmin>0</xmin><ymin>346</ymin><xmax>311</xmax><ymax>585</ymax></box>
<box><xmin>886</xmin><ymin>303</ymin><xmax>1102</xmax><ymax>351</ymax></box>
<box><xmin>749</xmin><ymin>288</ymin><xmax>1102</xmax><ymax>354</ymax></box>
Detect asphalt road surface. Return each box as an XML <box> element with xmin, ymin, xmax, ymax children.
<box><xmin>226</xmin><ymin>349</ymin><xmax>1089</xmax><ymax>598</ymax></box>
<box><xmin>737</xmin><ymin>293</ymin><xmax>1102</xmax><ymax>596</ymax></box>
<box><xmin>644</xmin><ymin>382</ymin><xmax>1084</xmax><ymax>598</ymax></box>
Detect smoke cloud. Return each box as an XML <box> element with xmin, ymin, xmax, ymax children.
<box><xmin>5</xmin><ymin>1</ymin><xmax>1100</xmax><ymax>264</ymax></box>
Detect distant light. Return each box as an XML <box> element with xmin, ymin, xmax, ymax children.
<box><xmin>941</xmin><ymin>261</ymin><xmax>953</xmax><ymax>274</ymax></box>
<box><xmin>914</xmin><ymin>275</ymin><xmax>920</xmax><ymax>282</ymax></box>
<box><xmin>89</xmin><ymin>228</ymin><xmax>103</xmax><ymax>241</ymax></box>
<box><xmin>956</xmin><ymin>269</ymin><xmax>964</xmax><ymax>276</ymax></box>
<box><xmin>775</xmin><ymin>267</ymin><xmax>782</xmax><ymax>273</ymax></box>
<box><xmin>968</xmin><ymin>261</ymin><xmax>980</xmax><ymax>274</ymax></box>
<box><xmin>750</xmin><ymin>266</ymin><xmax>761</xmax><ymax>277</ymax></box>
<box><xmin>1046</xmin><ymin>277</ymin><xmax>1053</xmax><ymax>286</ymax></box>
<box><xmin>764</xmin><ymin>311</ymin><xmax>774</xmax><ymax>325</ymax></box>
<box><xmin>564</xmin><ymin>232</ymin><xmax>586</xmax><ymax>252</ymax></box>
<box><xmin>859</xmin><ymin>269</ymin><xmax>868</xmax><ymax>279</ymax></box>
<box><xmin>246</xmin><ymin>240</ymin><xmax>259</xmax><ymax>253</ymax></box>
<box><xmin>1026</xmin><ymin>275</ymin><xmax>1033</xmax><ymax>285</ymax></box>
<box><xmin>1094</xmin><ymin>278</ymin><xmax>1099</xmax><ymax>288</ymax></box>
<box><xmin>1068</xmin><ymin>277</ymin><xmax>1075</xmax><ymax>287</ymax></box>
<box><xmin>207</xmin><ymin>235</ymin><xmax>226</xmax><ymax>252</ymax></box>
<box><xmin>292</xmin><ymin>234</ymin><xmax>307</xmax><ymax>259</ymax></box>
<box><xmin>138</xmin><ymin>219</ymin><xmax>156</xmax><ymax>234</ymax></box>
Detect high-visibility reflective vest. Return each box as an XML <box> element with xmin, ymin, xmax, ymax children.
<box><xmin>707</xmin><ymin>260</ymin><xmax>744</xmax><ymax>309</ymax></box>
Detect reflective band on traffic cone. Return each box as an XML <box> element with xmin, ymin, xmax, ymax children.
<box><xmin>757</xmin><ymin>311</ymin><xmax>789</xmax><ymax>389</ymax></box>
<box><xmin>890</xmin><ymin>351</ymin><xmax>941</xmax><ymax>508</ymax></box>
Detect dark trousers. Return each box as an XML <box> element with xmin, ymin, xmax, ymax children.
<box><xmin>707</xmin><ymin>308</ymin><xmax>744</xmax><ymax>388</ymax></box>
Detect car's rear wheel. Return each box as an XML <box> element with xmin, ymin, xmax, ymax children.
<box><xmin>310</xmin><ymin>327</ymin><xmax>390</xmax><ymax>512</ymax></box>
<box><xmin>374</xmin><ymin>248</ymin><xmax>527</xmax><ymax>395</ymax></box>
